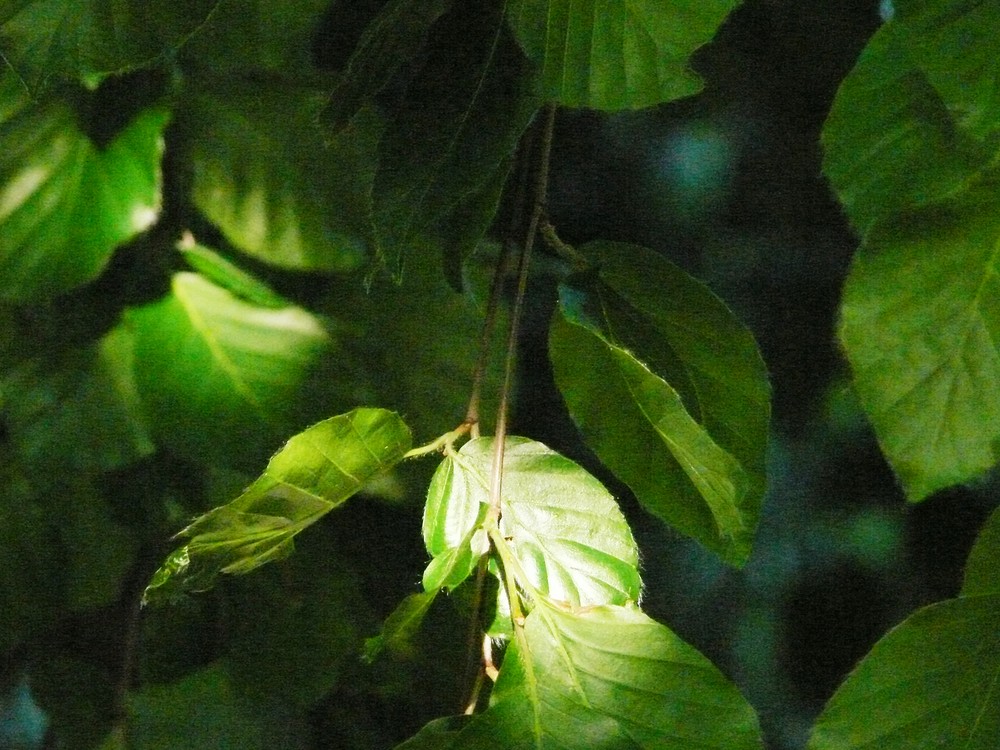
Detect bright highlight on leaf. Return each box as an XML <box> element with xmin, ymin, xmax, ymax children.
<box><xmin>550</xmin><ymin>241</ymin><xmax>769</xmax><ymax>566</ymax></box>
<box><xmin>506</xmin><ymin>0</ymin><xmax>739</xmax><ymax>110</ymax></box>
<box><xmin>143</xmin><ymin>408</ymin><xmax>412</xmax><ymax>604</ymax></box>
<box><xmin>0</xmin><ymin>74</ymin><xmax>168</xmax><ymax>302</ymax></box>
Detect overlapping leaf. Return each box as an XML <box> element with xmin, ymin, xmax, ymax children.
<box><xmin>963</xmin><ymin>505</ymin><xmax>1000</xmax><ymax>597</ymax></box>
<box><xmin>372</xmin><ymin>2</ymin><xmax>538</xmax><ymax>278</ymax></box>
<box><xmin>401</xmin><ymin>601</ymin><xmax>763</xmax><ymax>749</ymax></box>
<box><xmin>128</xmin><ymin>272</ymin><xmax>336</xmax><ymax>468</ymax></box>
<box><xmin>143</xmin><ymin>408</ymin><xmax>411</xmax><ymax>604</ymax></box>
<box><xmin>0</xmin><ymin>74</ymin><xmax>167</xmax><ymax>302</ymax></box>
<box><xmin>422</xmin><ymin>436</ymin><xmax>641</xmax><ymax>608</ymax></box>
<box><xmin>0</xmin><ymin>0</ymin><xmax>218</xmax><ymax>90</ymax></box>
<box><xmin>821</xmin><ymin>23</ymin><xmax>990</xmax><ymax>235</ymax></box>
<box><xmin>505</xmin><ymin>0</ymin><xmax>738</xmax><ymax>110</ymax></box>
<box><xmin>807</xmin><ymin>594</ymin><xmax>1000</xmax><ymax>750</ymax></box>
<box><xmin>839</xmin><ymin>184</ymin><xmax>1000</xmax><ymax>500</ymax></box>
<box><xmin>184</xmin><ymin>76</ymin><xmax>378</xmax><ymax>272</ymax></box>
<box><xmin>550</xmin><ymin>241</ymin><xmax>769</xmax><ymax>566</ymax></box>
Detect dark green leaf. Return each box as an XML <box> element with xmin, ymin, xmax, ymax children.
<box><xmin>128</xmin><ymin>272</ymin><xmax>336</xmax><ymax>469</ymax></box>
<box><xmin>550</xmin><ymin>241</ymin><xmax>769</xmax><ymax>566</ymax></box>
<box><xmin>0</xmin><ymin>0</ymin><xmax>218</xmax><ymax>90</ymax></box>
<box><xmin>364</xmin><ymin>591</ymin><xmax>438</xmax><ymax>662</ymax></box>
<box><xmin>821</xmin><ymin>23</ymin><xmax>989</xmax><ymax>235</ymax></box>
<box><xmin>896</xmin><ymin>0</ymin><xmax>1000</xmax><ymax>141</ymax></box>
<box><xmin>839</xmin><ymin>184</ymin><xmax>1000</xmax><ymax>500</ymax></box>
<box><xmin>428</xmin><ymin>601</ymin><xmax>762</xmax><ymax>749</ymax></box>
<box><xmin>142</xmin><ymin>408</ymin><xmax>411</xmax><ymax>604</ymax></box>
<box><xmin>0</xmin><ymin>75</ymin><xmax>168</xmax><ymax>302</ymax></box>
<box><xmin>394</xmin><ymin>716</ymin><xmax>469</xmax><ymax>749</ymax></box>
<box><xmin>963</xmin><ymin>505</ymin><xmax>1000</xmax><ymax>597</ymax></box>
<box><xmin>505</xmin><ymin>0</ymin><xmax>738</xmax><ymax>109</ymax></box>
<box><xmin>425</xmin><ymin>437</ymin><xmax>641</xmax><ymax>608</ymax></box>
<box><xmin>184</xmin><ymin>76</ymin><xmax>378</xmax><ymax>272</ymax></box>
<box><xmin>320</xmin><ymin>0</ymin><xmax>455</xmax><ymax>132</ymax></box>
<box><xmin>372</xmin><ymin>2</ymin><xmax>538</xmax><ymax>278</ymax></box>
<box><xmin>808</xmin><ymin>595</ymin><xmax>1000</xmax><ymax>750</ymax></box>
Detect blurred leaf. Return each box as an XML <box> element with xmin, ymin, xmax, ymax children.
<box><xmin>963</xmin><ymin>505</ymin><xmax>1000</xmax><ymax>596</ymax></box>
<box><xmin>821</xmin><ymin>24</ymin><xmax>989</xmax><ymax>235</ymax></box>
<box><xmin>1</xmin><ymin>324</ymin><xmax>154</xmax><ymax>478</ymax></box>
<box><xmin>143</xmin><ymin>408</ymin><xmax>411</xmax><ymax>603</ymax></box>
<box><xmin>406</xmin><ymin>601</ymin><xmax>763</xmax><ymax>749</ymax></box>
<box><xmin>30</xmin><ymin>656</ymin><xmax>117</xmax><ymax>750</ymax></box>
<box><xmin>0</xmin><ymin>74</ymin><xmax>167</xmax><ymax>302</ymax></box>
<box><xmin>896</xmin><ymin>0</ymin><xmax>1000</xmax><ymax>141</ymax></box>
<box><xmin>178</xmin><ymin>241</ymin><xmax>289</xmax><ymax>308</ymax></box>
<box><xmin>839</xmin><ymin>184</ymin><xmax>1000</xmax><ymax>501</ymax></box>
<box><xmin>320</xmin><ymin>0</ymin><xmax>455</xmax><ymax>132</ymax></box>
<box><xmin>372</xmin><ymin>2</ymin><xmax>538</xmax><ymax>278</ymax></box>
<box><xmin>426</xmin><ymin>436</ymin><xmax>641</xmax><ymax>608</ymax></box>
<box><xmin>181</xmin><ymin>0</ymin><xmax>332</xmax><ymax>74</ymax></box>
<box><xmin>128</xmin><ymin>271</ymin><xmax>335</xmax><ymax>468</ymax></box>
<box><xmin>550</xmin><ymin>241</ymin><xmax>769</xmax><ymax>566</ymax></box>
<box><xmin>184</xmin><ymin>75</ymin><xmax>378</xmax><ymax>272</ymax></box>
<box><xmin>807</xmin><ymin>595</ymin><xmax>1000</xmax><ymax>750</ymax></box>
<box><xmin>364</xmin><ymin>590</ymin><xmax>438</xmax><ymax>662</ymax></box>
<box><xmin>0</xmin><ymin>0</ymin><xmax>218</xmax><ymax>90</ymax></box>
<box><xmin>505</xmin><ymin>0</ymin><xmax>738</xmax><ymax>110</ymax></box>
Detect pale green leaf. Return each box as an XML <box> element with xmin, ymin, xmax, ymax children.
<box><xmin>808</xmin><ymin>594</ymin><xmax>1000</xmax><ymax>750</ymax></box>
<box><xmin>506</xmin><ymin>0</ymin><xmax>738</xmax><ymax>109</ymax></box>
<box><xmin>963</xmin><ymin>506</ymin><xmax>1000</xmax><ymax>597</ymax></box>
<box><xmin>320</xmin><ymin>0</ymin><xmax>455</xmax><ymax>132</ymax></box>
<box><xmin>424</xmin><ymin>436</ymin><xmax>641</xmax><ymax>608</ymax></box>
<box><xmin>372</xmin><ymin>2</ymin><xmax>538</xmax><ymax>278</ymax></box>
<box><xmin>839</xmin><ymin>184</ymin><xmax>1000</xmax><ymax>500</ymax></box>
<box><xmin>178</xmin><ymin>242</ymin><xmax>289</xmax><ymax>308</ymax></box>
<box><xmin>128</xmin><ymin>272</ymin><xmax>338</xmax><ymax>468</ymax></box>
<box><xmin>896</xmin><ymin>0</ymin><xmax>1000</xmax><ymax>141</ymax></box>
<box><xmin>0</xmin><ymin>74</ymin><xmax>167</xmax><ymax>301</ymax></box>
<box><xmin>418</xmin><ymin>601</ymin><xmax>763</xmax><ymax>749</ymax></box>
<box><xmin>0</xmin><ymin>0</ymin><xmax>218</xmax><ymax>90</ymax></box>
<box><xmin>185</xmin><ymin>76</ymin><xmax>378</xmax><ymax>272</ymax></box>
<box><xmin>142</xmin><ymin>408</ymin><xmax>411</xmax><ymax>604</ymax></box>
<box><xmin>550</xmin><ymin>241</ymin><xmax>769</xmax><ymax>566</ymax></box>
<box><xmin>821</xmin><ymin>23</ymin><xmax>989</xmax><ymax>235</ymax></box>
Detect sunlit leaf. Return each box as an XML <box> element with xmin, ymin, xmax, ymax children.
<box><xmin>178</xmin><ymin>241</ymin><xmax>289</xmax><ymax>308</ymax></box>
<box><xmin>964</xmin><ymin>505</ymin><xmax>1000</xmax><ymax>597</ymax></box>
<box><xmin>808</xmin><ymin>594</ymin><xmax>1000</xmax><ymax>750</ymax></box>
<box><xmin>372</xmin><ymin>2</ymin><xmax>538</xmax><ymax>278</ymax></box>
<box><xmin>143</xmin><ymin>408</ymin><xmax>412</xmax><ymax>604</ymax></box>
<box><xmin>0</xmin><ymin>74</ymin><xmax>167</xmax><ymax>302</ymax></box>
<box><xmin>505</xmin><ymin>0</ymin><xmax>738</xmax><ymax>109</ymax></box>
<box><xmin>550</xmin><ymin>241</ymin><xmax>769</xmax><ymax>566</ymax></box>
<box><xmin>407</xmin><ymin>601</ymin><xmax>763</xmax><ymax>749</ymax></box>
<box><xmin>839</xmin><ymin>184</ymin><xmax>1000</xmax><ymax>501</ymax></box>
<box><xmin>895</xmin><ymin>0</ymin><xmax>1000</xmax><ymax>141</ymax></box>
<box><xmin>184</xmin><ymin>76</ymin><xmax>378</xmax><ymax>272</ymax></box>
<box><xmin>320</xmin><ymin>0</ymin><xmax>455</xmax><ymax>132</ymax></box>
<box><xmin>0</xmin><ymin>0</ymin><xmax>218</xmax><ymax>90</ymax></box>
<box><xmin>128</xmin><ymin>271</ymin><xmax>337</xmax><ymax>469</ymax></box>
<box><xmin>423</xmin><ymin>436</ymin><xmax>641</xmax><ymax>608</ymax></box>
<box><xmin>821</xmin><ymin>24</ymin><xmax>989</xmax><ymax>235</ymax></box>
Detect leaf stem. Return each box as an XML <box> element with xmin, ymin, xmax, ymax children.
<box><xmin>402</xmin><ymin>422</ymin><xmax>471</xmax><ymax>459</ymax></box>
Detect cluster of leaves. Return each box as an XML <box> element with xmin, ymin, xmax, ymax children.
<box><xmin>2</xmin><ymin>0</ymin><xmax>999</xmax><ymax>748</ymax></box>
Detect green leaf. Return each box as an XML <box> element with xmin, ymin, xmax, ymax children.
<box><xmin>178</xmin><ymin>241</ymin><xmax>289</xmax><ymax>308</ymax></box>
<box><xmin>143</xmin><ymin>408</ymin><xmax>411</xmax><ymax>604</ymax></box>
<box><xmin>320</xmin><ymin>0</ymin><xmax>455</xmax><ymax>133</ymax></box>
<box><xmin>372</xmin><ymin>2</ymin><xmax>538</xmax><ymax>278</ymax></box>
<box><xmin>128</xmin><ymin>271</ymin><xmax>336</xmax><ymax>469</ymax></box>
<box><xmin>364</xmin><ymin>590</ymin><xmax>438</xmax><ymax>662</ymax></box>
<box><xmin>505</xmin><ymin>0</ymin><xmax>738</xmax><ymax>110</ymax></box>
<box><xmin>394</xmin><ymin>716</ymin><xmax>468</xmax><ymax>749</ymax></box>
<box><xmin>808</xmin><ymin>594</ymin><xmax>1000</xmax><ymax>750</ymax></box>
<box><xmin>0</xmin><ymin>324</ymin><xmax>154</xmax><ymax>478</ymax></box>
<box><xmin>821</xmin><ymin>23</ymin><xmax>990</xmax><ymax>235</ymax></box>
<box><xmin>839</xmin><ymin>184</ymin><xmax>1000</xmax><ymax>501</ymax></box>
<box><xmin>550</xmin><ymin>241</ymin><xmax>769</xmax><ymax>566</ymax></box>
<box><xmin>0</xmin><ymin>0</ymin><xmax>218</xmax><ymax>90</ymax></box>
<box><xmin>424</xmin><ymin>436</ymin><xmax>641</xmax><ymax>608</ymax></box>
<box><xmin>895</xmin><ymin>0</ymin><xmax>1000</xmax><ymax>141</ymax></box>
<box><xmin>0</xmin><ymin>75</ymin><xmax>168</xmax><ymax>302</ymax></box>
<box><xmin>963</xmin><ymin>506</ymin><xmax>1000</xmax><ymax>597</ymax></box>
<box><xmin>418</xmin><ymin>601</ymin><xmax>762</xmax><ymax>749</ymax></box>
<box><xmin>184</xmin><ymin>75</ymin><xmax>378</xmax><ymax>272</ymax></box>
